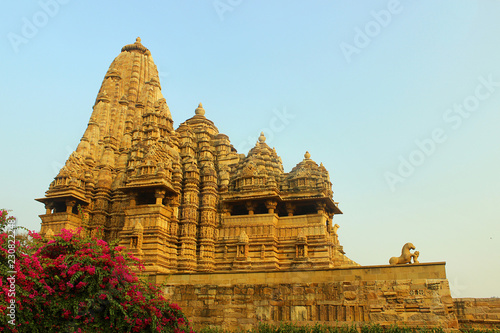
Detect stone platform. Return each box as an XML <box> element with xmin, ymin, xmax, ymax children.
<box><xmin>159</xmin><ymin>262</ymin><xmax>458</xmax><ymax>331</ymax></box>
<box><xmin>454</xmin><ymin>297</ymin><xmax>500</xmax><ymax>329</ymax></box>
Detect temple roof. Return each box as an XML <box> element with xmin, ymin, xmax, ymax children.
<box><xmin>121</xmin><ymin>37</ymin><xmax>151</xmax><ymax>55</ymax></box>
<box><xmin>286</xmin><ymin>151</ymin><xmax>333</xmax><ymax>196</ymax></box>
<box><xmin>41</xmin><ymin>38</ymin><xmax>341</xmax><ymax>216</ymax></box>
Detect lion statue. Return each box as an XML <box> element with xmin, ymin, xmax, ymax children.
<box><xmin>389</xmin><ymin>242</ymin><xmax>417</xmax><ymax>265</ymax></box>
<box><xmin>412</xmin><ymin>251</ymin><xmax>419</xmax><ymax>264</ymax></box>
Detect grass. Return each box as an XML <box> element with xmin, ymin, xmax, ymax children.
<box><xmin>198</xmin><ymin>322</ymin><xmax>500</xmax><ymax>333</ymax></box>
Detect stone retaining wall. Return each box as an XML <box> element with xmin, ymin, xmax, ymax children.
<box><xmin>158</xmin><ymin>262</ymin><xmax>458</xmax><ymax>331</ymax></box>
<box><xmin>454</xmin><ymin>297</ymin><xmax>500</xmax><ymax>329</ymax></box>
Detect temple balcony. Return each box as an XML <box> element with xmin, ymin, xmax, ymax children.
<box><xmin>123</xmin><ymin>204</ymin><xmax>173</xmax><ymax>229</ymax></box>
<box><xmin>222</xmin><ymin>213</ymin><xmax>279</xmax><ymax>227</ymax></box>
<box><xmin>278</xmin><ymin>212</ymin><xmax>328</xmax><ymax>226</ymax></box>
<box><xmin>39</xmin><ymin>212</ymin><xmax>82</xmax><ymax>235</ymax></box>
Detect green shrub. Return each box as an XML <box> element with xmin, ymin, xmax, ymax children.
<box><xmin>0</xmin><ymin>209</ymin><xmax>193</xmax><ymax>333</ymax></box>
<box><xmin>198</xmin><ymin>322</ymin><xmax>499</xmax><ymax>333</ymax></box>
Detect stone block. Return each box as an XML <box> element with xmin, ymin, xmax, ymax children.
<box><xmin>262</xmin><ymin>287</ymin><xmax>273</xmax><ymax>295</ymax></box>
<box><xmin>344</xmin><ymin>291</ymin><xmax>357</xmax><ymax>301</ymax></box>
<box><xmin>291</xmin><ymin>306</ymin><xmax>308</xmax><ymax>321</ymax></box>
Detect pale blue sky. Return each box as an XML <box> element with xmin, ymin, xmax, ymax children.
<box><xmin>1</xmin><ymin>1</ymin><xmax>499</xmax><ymax>297</ymax></box>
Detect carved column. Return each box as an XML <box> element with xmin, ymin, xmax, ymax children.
<box><xmin>66</xmin><ymin>200</ymin><xmax>76</xmax><ymax>214</ymax></box>
<box><xmin>246</xmin><ymin>201</ymin><xmax>256</xmax><ymax>215</ymax></box>
<box><xmin>107</xmin><ymin>189</ymin><xmax>126</xmax><ymax>243</ymax></box>
<box><xmin>129</xmin><ymin>192</ymin><xmax>137</xmax><ymax>207</ymax></box>
<box><xmin>316</xmin><ymin>202</ymin><xmax>326</xmax><ymax>214</ymax></box>
<box><xmin>178</xmin><ymin>157</ymin><xmax>200</xmax><ymax>272</ymax></box>
<box><xmin>286</xmin><ymin>203</ymin><xmax>295</xmax><ymax>216</ymax></box>
<box><xmin>93</xmin><ymin>166</ymin><xmax>113</xmax><ymax>238</ymax></box>
<box><xmin>197</xmin><ymin>165</ymin><xmax>218</xmax><ymax>271</ymax></box>
<box><xmin>222</xmin><ymin>203</ymin><xmax>232</xmax><ymax>216</ymax></box>
<box><xmin>167</xmin><ymin>164</ymin><xmax>182</xmax><ymax>270</ymax></box>
<box><xmin>45</xmin><ymin>203</ymin><xmax>53</xmax><ymax>215</ymax></box>
<box><xmin>155</xmin><ymin>189</ymin><xmax>166</xmax><ymax>205</ymax></box>
<box><xmin>265</xmin><ymin>200</ymin><xmax>278</xmax><ymax>214</ymax></box>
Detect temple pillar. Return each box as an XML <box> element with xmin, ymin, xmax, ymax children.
<box><xmin>265</xmin><ymin>200</ymin><xmax>277</xmax><ymax>214</ymax></box>
<box><xmin>155</xmin><ymin>189</ymin><xmax>166</xmax><ymax>205</ymax></box>
<box><xmin>129</xmin><ymin>192</ymin><xmax>137</xmax><ymax>207</ymax></box>
<box><xmin>222</xmin><ymin>203</ymin><xmax>232</xmax><ymax>216</ymax></box>
<box><xmin>246</xmin><ymin>201</ymin><xmax>256</xmax><ymax>215</ymax></box>
<box><xmin>45</xmin><ymin>203</ymin><xmax>53</xmax><ymax>215</ymax></box>
<box><xmin>178</xmin><ymin>159</ymin><xmax>200</xmax><ymax>272</ymax></box>
<box><xmin>66</xmin><ymin>200</ymin><xmax>76</xmax><ymax>214</ymax></box>
<box><xmin>316</xmin><ymin>202</ymin><xmax>326</xmax><ymax>215</ymax></box>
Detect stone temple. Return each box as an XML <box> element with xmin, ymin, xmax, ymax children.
<box><xmin>37</xmin><ymin>39</ymin><xmax>500</xmax><ymax>330</ymax></box>
<box><xmin>37</xmin><ymin>37</ymin><xmax>356</xmax><ymax>274</ymax></box>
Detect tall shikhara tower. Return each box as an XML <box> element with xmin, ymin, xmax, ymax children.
<box><xmin>38</xmin><ymin>38</ymin><xmax>357</xmax><ymax>274</ymax></box>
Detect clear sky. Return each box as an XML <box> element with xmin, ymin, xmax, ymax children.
<box><xmin>1</xmin><ymin>1</ymin><xmax>499</xmax><ymax>298</ymax></box>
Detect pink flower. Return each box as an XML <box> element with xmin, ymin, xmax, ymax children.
<box><xmin>67</xmin><ymin>263</ymin><xmax>81</xmax><ymax>276</ymax></box>
<box><xmin>170</xmin><ymin>303</ymin><xmax>182</xmax><ymax>311</ymax></box>
<box><xmin>75</xmin><ymin>282</ymin><xmax>87</xmax><ymax>289</ymax></box>
<box><xmin>62</xmin><ymin>309</ymin><xmax>71</xmax><ymax>319</ymax></box>
<box><xmin>86</xmin><ymin>266</ymin><xmax>96</xmax><ymax>275</ymax></box>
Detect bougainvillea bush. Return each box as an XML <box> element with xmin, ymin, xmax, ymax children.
<box><xmin>0</xmin><ymin>209</ymin><xmax>192</xmax><ymax>333</ymax></box>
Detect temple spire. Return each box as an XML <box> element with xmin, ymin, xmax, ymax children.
<box><xmin>258</xmin><ymin>132</ymin><xmax>266</xmax><ymax>143</ymax></box>
<box><xmin>195</xmin><ymin>103</ymin><xmax>205</xmax><ymax>116</ymax></box>
<box><xmin>121</xmin><ymin>37</ymin><xmax>149</xmax><ymax>54</ymax></box>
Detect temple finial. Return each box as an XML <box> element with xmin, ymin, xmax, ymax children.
<box><xmin>304</xmin><ymin>151</ymin><xmax>311</xmax><ymax>159</ymax></box>
<box><xmin>121</xmin><ymin>37</ymin><xmax>149</xmax><ymax>54</ymax></box>
<box><xmin>258</xmin><ymin>132</ymin><xmax>266</xmax><ymax>143</ymax></box>
<box><xmin>195</xmin><ymin>103</ymin><xmax>205</xmax><ymax>116</ymax></box>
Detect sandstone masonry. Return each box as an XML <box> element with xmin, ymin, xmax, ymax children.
<box><xmin>160</xmin><ymin>263</ymin><xmax>458</xmax><ymax>331</ymax></box>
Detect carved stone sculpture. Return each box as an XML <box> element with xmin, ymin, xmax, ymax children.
<box><xmin>389</xmin><ymin>242</ymin><xmax>417</xmax><ymax>265</ymax></box>
<box><xmin>412</xmin><ymin>250</ymin><xmax>420</xmax><ymax>264</ymax></box>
